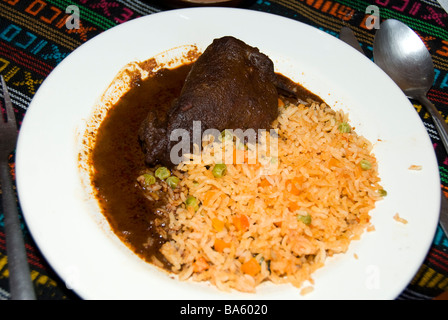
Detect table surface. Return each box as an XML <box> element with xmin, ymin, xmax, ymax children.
<box><xmin>0</xmin><ymin>0</ymin><xmax>447</xmax><ymax>300</ymax></box>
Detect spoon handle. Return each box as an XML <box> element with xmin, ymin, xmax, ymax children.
<box><xmin>419</xmin><ymin>94</ymin><xmax>448</xmax><ymax>152</ymax></box>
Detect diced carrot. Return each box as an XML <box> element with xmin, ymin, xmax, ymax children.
<box><xmin>278</xmin><ymin>98</ymin><xmax>285</xmax><ymax>108</ymax></box>
<box><xmin>241</xmin><ymin>258</ymin><xmax>261</xmax><ymax>276</ymax></box>
<box><xmin>328</xmin><ymin>157</ymin><xmax>339</xmax><ymax>168</ymax></box>
<box><xmin>203</xmin><ymin>189</ymin><xmax>218</xmax><ymax>206</ymax></box>
<box><xmin>288</xmin><ymin>201</ymin><xmax>301</xmax><ymax>212</ymax></box>
<box><xmin>259</xmin><ymin>176</ymin><xmax>272</xmax><ymax>187</ymax></box>
<box><xmin>204</xmin><ymin>189</ymin><xmax>229</xmax><ymax>207</ymax></box>
<box><xmin>212</xmin><ymin>218</ymin><xmax>225</xmax><ymax>232</ymax></box>
<box><xmin>193</xmin><ymin>256</ymin><xmax>209</xmax><ymax>272</ymax></box>
<box><xmin>285</xmin><ymin>177</ymin><xmax>302</xmax><ymax>195</ymax></box>
<box><xmin>233</xmin><ymin>214</ymin><xmax>250</xmax><ymax>231</ymax></box>
<box><xmin>213</xmin><ymin>238</ymin><xmax>231</xmax><ymax>252</ymax></box>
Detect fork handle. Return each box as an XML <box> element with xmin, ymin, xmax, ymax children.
<box><xmin>1</xmin><ymin>161</ymin><xmax>36</xmax><ymax>300</ymax></box>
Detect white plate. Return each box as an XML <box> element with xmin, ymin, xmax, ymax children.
<box><xmin>16</xmin><ymin>8</ymin><xmax>440</xmax><ymax>300</ymax></box>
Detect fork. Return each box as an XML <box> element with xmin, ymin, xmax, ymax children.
<box><xmin>0</xmin><ymin>75</ymin><xmax>36</xmax><ymax>300</ymax></box>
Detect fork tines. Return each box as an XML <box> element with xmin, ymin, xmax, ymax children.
<box><xmin>0</xmin><ymin>75</ymin><xmax>16</xmax><ymax>127</ymax></box>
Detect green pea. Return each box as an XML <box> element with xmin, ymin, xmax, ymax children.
<box><xmin>378</xmin><ymin>189</ymin><xmax>387</xmax><ymax>197</ymax></box>
<box><xmin>142</xmin><ymin>173</ymin><xmax>156</xmax><ymax>186</ymax></box>
<box><xmin>220</xmin><ymin>129</ymin><xmax>233</xmax><ymax>142</ymax></box>
<box><xmin>338</xmin><ymin>122</ymin><xmax>351</xmax><ymax>133</ymax></box>
<box><xmin>155</xmin><ymin>167</ymin><xmax>170</xmax><ymax>180</ymax></box>
<box><xmin>212</xmin><ymin>163</ymin><xmax>227</xmax><ymax>178</ymax></box>
<box><xmin>297</xmin><ymin>213</ymin><xmax>312</xmax><ymax>225</ymax></box>
<box><xmin>166</xmin><ymin>176</ymin><xmax>180</xmax><ymax>189</ymax></box>
<box><xmin>185</xmin><ymin>195</ymin><xmax>199</xmax><ymax>212</ymax></box>
<box><xmin>360</xmin><ymin>159</ymin><xmax>372</xmax><ymax>170</ymax></box>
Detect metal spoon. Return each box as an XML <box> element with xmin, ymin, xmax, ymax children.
<box><xmin>373</xmin><ymin>20</ymin><xmax>448</xmax><ymax>235</ymax></box>
<box><xmin>373</xmin><ymin>19</ymin><xmax>448</xmax><ymax>151</ymax></box>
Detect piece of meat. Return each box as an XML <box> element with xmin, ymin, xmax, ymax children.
<box><xmin>139</xmin><ymin>36</ymin><xmax>280</xmax><ymax>166</ymax></box>
<box><xmin>139</xmin><ymin>109</ymin><xmax>168</xmax><ymax>165</ymax></box>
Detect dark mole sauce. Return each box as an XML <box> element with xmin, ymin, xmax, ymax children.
<box><xmin>90</xmin><ymin>63</ymin><xmax>322</xmax><ymax>267</ymax></box>
<box><xmin>91</xmin><ymin>64</ymin><xmax>193</xmax><ymax>266</ymax></box>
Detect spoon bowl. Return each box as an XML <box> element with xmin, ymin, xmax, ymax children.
<box><xmin>373</xmin><ymin>19</ymin><xmax>434</xmax><ymax>97</ymax></box>
<box><xmin>373</xmin><ymin>19</ymin><xmax>448</xmax><ymax>152</ymax></box>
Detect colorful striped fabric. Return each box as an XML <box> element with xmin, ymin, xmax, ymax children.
<box><xmin>0</xmin><ymin>0</ymin><xmax>447</xmax><ymax>300</ymax></box>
